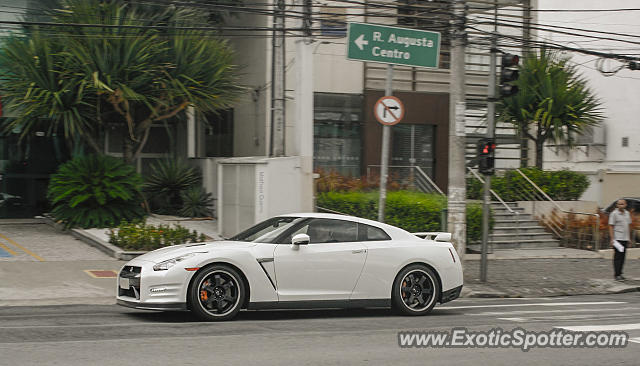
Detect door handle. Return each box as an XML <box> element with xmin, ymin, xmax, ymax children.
<box><xmin>352</xmin><ymin>249</ymin><xmax>366</xmax><ymax>254</ymax></box>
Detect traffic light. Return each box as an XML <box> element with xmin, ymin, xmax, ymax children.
<box><xmin>500</xmin><ymin>53</ymin><xmax>520</xmax><ymax>97</ymax></box>
<box><xmin>477</xmin><ymin>138</ymin><xmax>496</xmax><ymax>175</ymax></box>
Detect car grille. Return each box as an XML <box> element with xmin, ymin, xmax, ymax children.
<box><xmin>119</xmin><ymin>266</ymin><xmax>141</xmax><ymax>299</ymax></box>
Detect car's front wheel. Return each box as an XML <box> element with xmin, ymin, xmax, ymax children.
<box><xmin>392</xmin><ymin>265</ymin><xmax>440</xmax><ymax>316</ymax></box>
<box><xmin>189</xmin><ymin>265</ymin><xmax>246</xmax><ymax>321</ymax></box>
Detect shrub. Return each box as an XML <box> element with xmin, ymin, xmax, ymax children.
<box><xmin>466</xmin><ymin>203</ymin><xmax>489</xmax><ymax>243</ymax></box>
<box><xmin>315</xmin><ymin>168</ymin><xmax>408</xmax><ymax>193</ymax></box>
<box><xmin>316</xmin><ymin>190</ymin><xmax>489</xmax><ymax>243</ymax></box>
<box><xmin>466</xmin><ymin>168</ymin><xmax>590</xmax><ymax>201</ymax></box>
<box><xmin>47</xmin><ymin>155</ymin><xmax>145</xmax><ymax>228</ymax></box>
<box><xmin>144</xmin><ymin>159</ymin><xmax>201</xmax><ymax>215</ymax></box>
<box><xmin>179</xmin><ymin>187</ymin><xmax>214</xmax><ymax>218</ymax></box>
<box><xmin>542</xmin><ymin>210</ymin><xmax>640</xmax><ymax>250</ymax></box>
<box><xmin>108</xmin><ymin>220</ymin><xmax>208</xmax><ymax>251</ymax></box>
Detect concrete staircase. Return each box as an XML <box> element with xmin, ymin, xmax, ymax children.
<box><xmin>468</xmin><ymin>201</ymin><xmax>562</xmax><ymax>253</ymax></box>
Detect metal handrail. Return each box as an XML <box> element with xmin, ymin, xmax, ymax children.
<box><xmin>366</xmin><ymin>164</ymin><xmax>443</xmax><ymax>196</ymax></box>
<box><xmin>316</xmin><ymin>206</ymin><xmax>353</xmax><ymax>216</ymax></box>
<box><xmin>467</xmin><ymin>167</ymin><xmax>520</xmax><ymax>248</ymax></box>
<box><xmin>515</xmin><ymin>168</ymin><xmax>600</xmax><ymax>251</ymax></box>
<box><xmin>415</xmin><ymin>166</ymin><xmax>444</xmax><ymax>196</ymax></box>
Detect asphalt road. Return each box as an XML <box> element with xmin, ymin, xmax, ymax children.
<box><xmin>1</xmin><ymin>293</ymin><xmax>639</xmax><ymax>365</ymax></box>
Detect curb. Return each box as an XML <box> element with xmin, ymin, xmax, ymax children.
<box><xmin>462</xmin><ymin>283</ymin><xmax>640</xmax><ymax>298</ymax></box>
<box><xmin>42</xmin><ymin>216</ymin><xmax>145</xmax><ymax>261</ymax></box>
<box><xmin>0</xmin><ymin>218</ymin><xmax>48</xmax><ymax>225</ymax></box>
<box><xmin>70</xmin><ymin>229</ymin><xmax>145</xmax><ymax>261</ymax></box>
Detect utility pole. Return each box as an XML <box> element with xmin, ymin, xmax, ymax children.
<box><xmin>447</xmin><ymin>0</ymin><xmax>467</xmax><ymax>260</ymax></box>
<box><xmin>481</xmin><ymin>35</ymin><xmax>497</xmax><ymax>282</ymax></box>
<box><xmin>295</xmin><ymin>0</ymin><xmax>314</xmax><ymax>211</ymax></box>
<box><xmin>378</xmin><ymin>64</ymin><xmax>393</xmax><ymax>222</ymax></box>
<box><xmin>520</xmin><ymin>0</ymin><xmax>532</xmax><ymax>167</ymax></box>
<box><xmin>271</xmin><ymin>0</ymin><xmax>286</xmax><ymax>156</ymax></box>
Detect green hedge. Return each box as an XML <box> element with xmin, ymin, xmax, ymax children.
<box><xmin>108</xmin><ymin>220</ymin><xmax>207</xmax><ymax>251</ymax></box>
<box><xmin>467</xmin><ymin>168</ymin><xmax>590</xmax><ymax>201</ymax></box>
<box><xmin>317</xmin><ymin>190</ymin><xmax>489</xmax><ymax>243</ymax></box>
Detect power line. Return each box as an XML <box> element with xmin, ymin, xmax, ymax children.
<box><xmin>469</xmin><ymin>15</ymin><xmax>640</xmax><ymax>44</ymax></box>
<box><xmin>523</xmin><ymin>8</ymin><xmax>640</xmax><ymax>13</ymax></box>
<box><xmin>467</xmin><ymin>25</ymin><xmax>640</xmax><ymax>63</ymax></box>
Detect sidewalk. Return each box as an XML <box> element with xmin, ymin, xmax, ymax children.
<box><xmin>0</xmin><ymin>218</ymin><xmax>638</xmax><ymax>306</ymax></box>
<box><xmin>462</xmin><ymin>257</ymin><xmax>640</xmax><ymax>298</ymax></box>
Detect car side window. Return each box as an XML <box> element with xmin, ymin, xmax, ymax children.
<box><xmin>358</xmin><ymin>223</ymin><xmax>391</xmax><ymax>241</ymax></box>
<box><xmin>283</xmin><ymin>218</ymin><xmax>358</xmax><ymax>244</ymax></box>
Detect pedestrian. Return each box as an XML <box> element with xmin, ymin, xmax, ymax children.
<box><xmin>609</xmin><ymin>199</ymin><xmax>633</xmax><ymax>281</ymax></box>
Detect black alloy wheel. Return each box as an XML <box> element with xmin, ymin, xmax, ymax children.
<box><xmin>392</xmin><ymin>265</ymin><xmax>440</xmax><ymax>316</ymax></box>
<box><xmin>189</xmin><ymin>265</ymin><xmax>246</xmax><ymax>321</ymax></box>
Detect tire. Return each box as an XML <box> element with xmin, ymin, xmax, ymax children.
<box><xmin>188</xmin><ymin>265</ymin><xmax>246</xmax><ymax>321</ymax></box>
<box><xmin>392</xmin><ymin>264</ymin><xmax>440</xmax><ymax>316</ymax></box>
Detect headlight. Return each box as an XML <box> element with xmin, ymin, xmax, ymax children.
<box><xmin>153</xmin><ymin>253</ymin><xmax>202</xmax><ymax>271</ymax></box>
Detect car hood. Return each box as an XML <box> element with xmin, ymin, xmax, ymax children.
<box><xmin>133</xmin><ymin>240</ymin><xmax>257</xmax><ymax>263</ymax></box>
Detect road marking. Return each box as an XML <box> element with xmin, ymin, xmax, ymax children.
<box><xmin>555</xmin><ymin>323</ymin><xmax>640</xmax><ymax>332</ymax></box>
<box><xmin>440</xmin><ymin>301</ymin><xmax>625</xmax><ymax>310</ymax></box>
<box><xmin>470</xmin><ymin>306</ymin><xmax>639</xmax><ymax>316</ymax></box>
<box><xmin>499</xmin><ymin>312</ymin><xmax>640</xmax><ymax>322</ymax></box>
<box><xmin>453</xmin><ymin>297</ymin><xmax>554</xmax><ymax>302</ymax></box>
<box><xmin>0</xmin><ymin>244</ymin><xmax>14</xmax><ymax>257</ymax></box>
<box><xmin>84</xmin><ymin>270</ymin><xmax>118</xmax><ymax>278</ymax></box>
<box><xmin>0</xmin><ymin>312</ymin><xmax>118</xmax><ymax>319</ymax></box>
<box><xmin>629</xmin><ymin>337</ymin><xmax>640</xmax><ymax>344</ymax></box>
<box><xmin>0</xmin><ymin>233</ymin><xmax>44</xmax><ymax>262</ymax></box>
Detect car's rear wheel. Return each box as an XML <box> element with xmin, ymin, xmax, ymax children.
<box><xmin>189</xmin><ymin>265</ymin><xmax>246</xmax><ymax>321</ymax></box>
<box><xmin>392</xmin><ymin>265</ymin><xmax>440</xmax><ymax>316</ymax></box>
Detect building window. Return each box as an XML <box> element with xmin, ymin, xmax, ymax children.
<box><xmin>622</xmin><ymin>137</ymin><xmax>629</xmax><ymax>147</ymax></box>
<box><xmin>397</xmin><ymin>0</ymin><xmax>451</xmax><ymax>69</ymax></box>
<box><xmin>319</xmin><ymin>5</ymin><xmax>347</xmax><ymax>37</ymax></box>
<box><xmin>204</xmin><ymin>109</ymin><xmax>234</xmax><ymax>157</ymax></box>
<box><xmin>314</xmin><ymin>93</ymin><xmax>363</xmax><ymax>177</ymax></box>
<box><xmin>391</xmin><ymin>124</ymin><xmax>435</xmax><ymax>178</ymax></box>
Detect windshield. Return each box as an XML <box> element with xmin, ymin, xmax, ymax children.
<box><xmin>230</xmin><ymin>217</ymin><xmax>305</xmax><ymax>243</ymax></box>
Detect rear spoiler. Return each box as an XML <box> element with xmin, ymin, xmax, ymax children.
<box><xmin>412</xmin><ymin>232</ymin><xmax>452</xmax><ymax>242</ymax></box>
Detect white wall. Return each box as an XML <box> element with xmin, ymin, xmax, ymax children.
<box><xmin>283</xmin><ymin>2</ymin><xmax>366</xmax><ymax>157</ymax></box>
<box><xmin>226</xmin><ymin>11</ymin><xmax>271</xmax><ymax>157</ymax></box>
<box><xmin>537</xmin><ymin>0</ymin><xmax>640</xmax><ymax>173</ymax></box>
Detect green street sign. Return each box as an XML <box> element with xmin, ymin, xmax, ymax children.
<box><xmin>347</xmin><ymin>22</ymin><xmax>441</xmax><ymax>68</ymax></box>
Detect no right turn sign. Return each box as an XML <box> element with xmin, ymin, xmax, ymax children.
<box><xmin>374</xmin><ymin>96</ymin><xmax>405</xmax><ymax>125</ymax></box>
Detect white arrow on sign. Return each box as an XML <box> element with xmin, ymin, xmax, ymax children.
<box><xmin>355</xmin><ymin>34</ymin><xmax>368</xmax><ymax>50</ymax></box>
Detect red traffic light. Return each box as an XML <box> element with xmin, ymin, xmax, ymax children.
<box><xmin>482</xmin><ymin>143</ymin><xmax>496</xmax><ymax>154</ymax></box>
<box><xmin>502</xmin><ymin>54</ymin><xmax>519</xmax><ymax>67</ymax></box>
<box><xmin>477</xmin><ymin>138</ymin><xmax>496</xmax><ymax>155</ymax></box>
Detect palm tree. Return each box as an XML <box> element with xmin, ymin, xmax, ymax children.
<box><xmin>0</xmin><ymin>0</ymin><xmax>242</xmax><ymax>163</ymax></box>
<box><xmin>498</xmin><ymin>49</ymin><xmax>603</xmax><ymax>169</ymax></box>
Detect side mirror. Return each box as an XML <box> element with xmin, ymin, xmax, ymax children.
<box><xmin>434</xmin><ymin>233</ymin><xmax>452</xmax><ymax>242</ymax></box>
<box><xmin>292</xmin><ymin>233</ymin><xmax>310</xmax><ymax>245</ymax></box>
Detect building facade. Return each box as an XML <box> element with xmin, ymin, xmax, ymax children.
<box><xmin>535</xmin><ymin>0</ymin><xmax>640</xmax><ymax>206</ymax></box>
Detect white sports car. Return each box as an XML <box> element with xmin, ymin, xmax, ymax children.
<box><xmin>116</xmin><ymin>213</ymin><xmax>463</xmax><ymax>321</ymax></box>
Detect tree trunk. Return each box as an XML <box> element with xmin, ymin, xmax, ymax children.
<box><xmin>520</xmin><ymin>123</ymin><xmax>528</xmax><ymax>168</ymax></box>
<box><xmin>535</xmin><ymin>140</ymin><xmax>544</xmax><ymax>169</ymax></box>
<box><xmin>123</xmin><ymin>136</ymin><xmax>135</xmax><ymax>165</ymax></box>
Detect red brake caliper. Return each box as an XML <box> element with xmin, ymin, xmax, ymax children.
<box><xmin>200</xmin><ymin>280</ymin><xmax>209</xmax><ymax>301</ymax></box>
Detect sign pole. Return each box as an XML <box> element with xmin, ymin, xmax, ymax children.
<box><xmin>480</xmin><ymin>34</ymin><xmax>497</xmax><ymax>283</ymax></box>
<box><xmin>378</xmin><ymin>64</ymin><xmax>393</xmax><ymax>222</ymax></box>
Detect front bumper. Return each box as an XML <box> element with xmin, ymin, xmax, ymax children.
<box><xmin>115</xmin><ymin>260</ymin><xmax>192</xmax><ymax>311</ymax></box>
<box><xmin>117</xmin><ymin>298</ymin><xmax>187</xmax><ymax>311</ymax></box>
